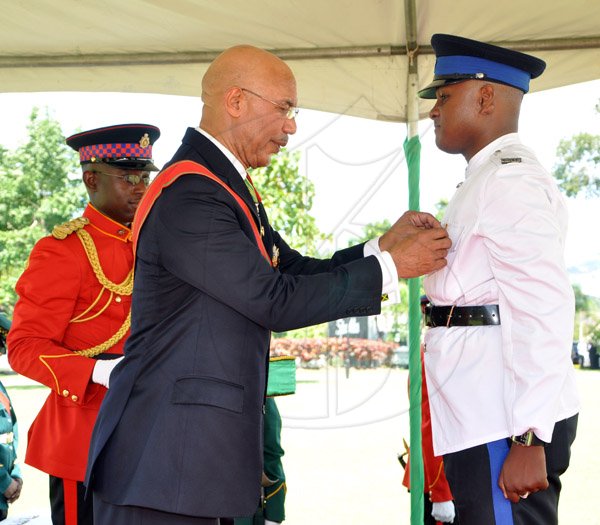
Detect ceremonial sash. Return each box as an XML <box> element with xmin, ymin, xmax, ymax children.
<box><xmin>132</xmin><ymin>160</ymin><xmax>272</xmax><ymax>266</ymax></box>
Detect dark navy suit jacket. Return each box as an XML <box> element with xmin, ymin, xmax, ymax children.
<box><xmin>86</xmin><ymin>128</ymin><xmax>383</xmax><ymax>517</ymax></box>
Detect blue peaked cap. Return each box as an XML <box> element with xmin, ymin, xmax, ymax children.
<box><xmin>419</xmin><ymin>34</ymin><xmax>546</xmax><ymax>99</ymax></box>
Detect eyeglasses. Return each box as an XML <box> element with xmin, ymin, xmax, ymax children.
<box><xmin>241</xmin><ymin>88</ymin><xmax>299</xmax><ymax>120</ymax></box>
<box><xmin>93</xmin><ymin>170</ymin><xmax>151</xmax><ymax>186</ymax></box>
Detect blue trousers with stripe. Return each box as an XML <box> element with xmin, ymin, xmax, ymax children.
<box><xmin>443</xmin><ymin>415</ymin><xmax>577</xmax><ymax>525</ymax></box>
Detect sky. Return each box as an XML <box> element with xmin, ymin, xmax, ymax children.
<box><xmin>0</xmin><ymin>78</ymin><xmax>599</xmax><ymax>296</ymax></box>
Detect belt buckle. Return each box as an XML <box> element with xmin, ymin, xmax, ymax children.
<box><xmin>424</xmin><ymin>304</ymin><xmax>435</xmax><ymax>327</ymax></box>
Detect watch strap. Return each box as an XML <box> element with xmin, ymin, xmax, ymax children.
<box><xmin>511</xmin><ymin>430</ymin><xmax>547</xmax><ymax>447</ymax></box>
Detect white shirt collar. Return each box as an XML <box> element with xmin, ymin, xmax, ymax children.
<box><xmin>194</xmin><ymin>127</ymin><xmax>248</xmax><ymax>180</ymax></box>
<box><xmin>467</xmin><ymin>133</ymin><xmax>520</xmax><ymax>176</ymax></box>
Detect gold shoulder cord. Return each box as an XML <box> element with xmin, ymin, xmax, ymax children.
<box><xmin>51</xmin><ymin>218</ymin><xmax>134</xmax><ymax>358</ymax></box>
<box><xmin>75</xmin><ymin>229</ymin><xmax>133</xmax><ymax>295</ymax></box>
<box><xmin>73</xmin><ymin>229</ymin><xmax>133</xmax><ymax>357</ymax></box>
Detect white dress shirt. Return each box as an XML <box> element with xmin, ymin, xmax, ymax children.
<box><xmin>195</xmin><ymin>127</ymin><xmax>400</xmax><ymax>302</ymax></box>
<box><xmin>424</xmin><ymin>133</ymin><xmax>579</xmax><ymax>455</ymax></box>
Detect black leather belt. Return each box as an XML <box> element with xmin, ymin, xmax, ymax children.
<box><xmin>425</xmin><ymin>305</ymin><xmax>500</xmax><ymax>328</ymax></box>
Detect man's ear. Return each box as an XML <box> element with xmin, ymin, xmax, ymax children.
<box><xmin>82</xmin><ymin>170</ymin><xmax>98</xmax><ymax>193</ymax></box>
<box><xmin>479</xmin><ymin>84</ymin><xmax>495</xmax><ymax>115</ymax></box>
<box><xmin>224</xmin><ymin>87</ymin><xmax>244</xmax><ymax>118</ymax></box>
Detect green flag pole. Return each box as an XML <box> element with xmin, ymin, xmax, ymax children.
<box><xmin>403</xmin><ymin>3</ymin><xmax>424</xmax><ymax>522</ymax></box>
<box><xmin>404</xmin><ymin>135</ymin><xmax>424</xmax><ymax>525</ymax></box>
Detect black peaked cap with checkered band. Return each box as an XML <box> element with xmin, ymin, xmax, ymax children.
<box><xmin>66</xmin><ymin>123</ymin><xmax>161</xmax><ymax>171</ymax></box>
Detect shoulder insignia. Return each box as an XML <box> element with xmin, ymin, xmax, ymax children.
<box><xmin>500</xmin><ymin>157</ymin><xmax>522</xmax><ymax>164</ymax></box>
<box><xmin>52</xmin><ymin>217</ymin><xmax>90</xmax><ymax>240</ymax></box>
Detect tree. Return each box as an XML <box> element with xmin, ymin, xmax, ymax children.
<box><xmin>434</xmin><ymin>198</ymin><xmax>448</xmax><ymax>221</ymax></box>
<box><xmin>572</xmin><ymin>283</ymin><xmax>600</xmax><ymax>346</ymax></box>
<box><xmin>0</xmin><ymin>108</ymin><xmax>87</xmax><ymax>312</ymax></box>
<box><xmin>552</xmin><ymin>101</ymin><xmax>600</xmax><ymax>198</ymax></box>
<box><xmin>250</xmin><ymin>149</ymin><xmax>327</xmax><ymax>257</ymax></box>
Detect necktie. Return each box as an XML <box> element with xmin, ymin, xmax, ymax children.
<box><xmin>245</xmin><ymin>174</ymin><xmax>279</xmax><ymax>267</ymax></box>
<box><xmin>244</xmin><ymin>173</ymin><xmax>262</xmax><ymax>204</ymax></box>
<box><xmin>244</xmin><ymin>174</ymin><xmax>265</xmax><ymax>237</ymax></box>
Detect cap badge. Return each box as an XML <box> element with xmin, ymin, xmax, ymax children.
<box><xmin>139</xmin><ymin>133</ymin><xmax>150</xmax><ymax>148</ymax></box>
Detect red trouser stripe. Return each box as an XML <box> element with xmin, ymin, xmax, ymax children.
<box><xmin>63</xmin><ymin>478</ymin><xmax>79</xmax><ymax>525</ymax></box>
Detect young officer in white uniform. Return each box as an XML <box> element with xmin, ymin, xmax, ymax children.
<box><xmin>419</xmin><ymin>34</ymin><xmax>579</xmax><ymax>525</ymax></box>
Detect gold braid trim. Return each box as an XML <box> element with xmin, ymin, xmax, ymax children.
<box><xmin>75</xmin><ymin>229</ymin><xmax>133</xmax><ymax>296</ymax></box>
<box><xmin>73</xmin><ymin>311</ymin><xmax>131</xmax><ymax>357</ymax></box>
<box><xmin>70</xmin><ymin>288</ymin><xmax>111</xmax><ymax>323</ymax></box>
<box><xmin>68</xmin><ymin>226</ymin><xmax>133</xmax><ymax>357</ymax></box>
<box><xmin>52</xmin><ymin>217</ymin><xmax>90</xmax><ymax>240</ymax></box>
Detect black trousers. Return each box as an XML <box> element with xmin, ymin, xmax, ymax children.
<box><xmin>443</xmin><ymin>414</ymin><xmax>578</xmax><ymax>525</ymax></box>
<box><xmin>50</xmin><ymin>476</ymin><xmax>93</xmax><ymax>525</ymax></box>
<box><xmin>93</xmin><ymin>494</ymin><xmax>234</xmax><ymax>525</ymax></box>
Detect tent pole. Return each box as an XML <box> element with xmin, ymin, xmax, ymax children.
<box><xmin>404</xmin><ymin>1</ymin><xmax>424</xmax><ymax>525</ymax></box>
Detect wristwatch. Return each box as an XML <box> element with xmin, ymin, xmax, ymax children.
<box><xmin>511</xmin><ymin>430</ymin><xmax>546</xmax><ymax>447</ymax></box>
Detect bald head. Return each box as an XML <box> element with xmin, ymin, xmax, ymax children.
<box><xmin>202</xmin><ymin>46</ymin><xmax>295</xmax><ymax>114</ymax></box>
<box><xmin>199</xmin><ymin>45</ymin><xmax>298</xmax><ymax>169</ymax></box>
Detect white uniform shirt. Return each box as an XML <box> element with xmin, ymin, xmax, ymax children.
<box><xmin>424</xmin><ymin>133</ymin><xmax>579</xmax><ymax>455</ymax></box>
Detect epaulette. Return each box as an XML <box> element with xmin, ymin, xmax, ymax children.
<box><xmin>491</xmin><ymin>145</ymin><xmax>534</xmax><ymax>168</ymax></box>
<box><xmin>51</xmin><ymin>217</ymin><xmax>90</xmax><ymax>240</ymax></box>
<box><xmin>500</xmin><ymin>157</ymin><xmax>522</xmax><ymax>164</ymax></box>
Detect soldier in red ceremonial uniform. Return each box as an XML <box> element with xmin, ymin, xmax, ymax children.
<box><xmin>7</xmin><ymin>123</ymin><xmax>160</xmax><ymax>525</ymax></box>
<box><xmin>402</xmin><ymin>359</ymin><xmax>457</xmax><ymax>525</ymax></box>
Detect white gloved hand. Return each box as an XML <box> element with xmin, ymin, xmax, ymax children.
<box><xmin>432</xmin><ymin>500</ymin><xmax>455</xmax><ymax>523</ymax></box>
<box><xmin>92</xmin><ymin>356</ymin><xmax>124</xmax><ymax>388</ymax></box>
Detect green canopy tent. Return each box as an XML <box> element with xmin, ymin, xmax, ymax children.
<box><xmin>2</xmin><ymin>1</ymin><xmax>599</xmax><ymax>522</ymax></box>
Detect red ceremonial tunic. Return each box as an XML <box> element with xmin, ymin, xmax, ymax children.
<box><xmin>8</xmin><ymin>204</ymin><xmax>133</xmax><ymax>481</ymax></box>
<box><xmin>402</xmin><ymin>355</ymin><xmax>454</xmax><ymax>504</ymax></box>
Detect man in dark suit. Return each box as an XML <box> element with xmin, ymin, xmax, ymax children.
<box><xmin>86</xmin><ymin>45</ymin><xmax>451</xmax><ymax>525</ymax></box>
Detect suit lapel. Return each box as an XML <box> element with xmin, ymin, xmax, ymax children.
<box><xmin>180</xmin><ymin>129</ymin><xmax>260</xmax><ymax>218</ymax></box>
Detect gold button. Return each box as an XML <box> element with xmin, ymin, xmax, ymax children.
<box><xmin>115</xmin><ymin>296</ymin><xmax>122</xmax><ymax>303</ymax></box>
<box><xmin>117</xmin><ymin>229</ymin><xmax>125</xmax><ymax>235</ymax></box>
<box><xmin>71</xmin><ymin>395</ymin><xmax>79</xmax><ymax>402</ymax></box>
<box><xmin>62</xmin><ymin>390</ymin><xmax>69</xmax><ymax>397</ymax></box>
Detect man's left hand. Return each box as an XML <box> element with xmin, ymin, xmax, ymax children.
<box><xmin>4</xmin><ymin>477</ymin><xmax>22</xmax><ymax>504</ymax></box>
<box><xmin>379</xmin><ymin>211</ymin><xmax>442</xmax><ymax>251</ymax></box>
<box><xmin>432</xmin><ymin>500</ymin><xmax>455</xmax><ymax>523</ymax></box>
<box><xmin>498</xmin><ymin>443</ymin><xmax>548</xmax><ymax>503</ymax></box>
